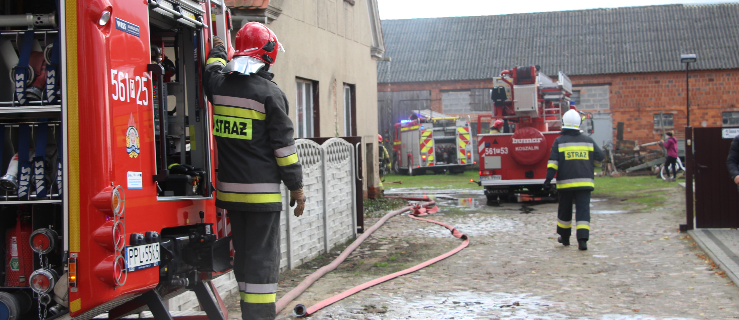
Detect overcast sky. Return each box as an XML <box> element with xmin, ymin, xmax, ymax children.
<box><xmin>376</xmin><ymin>0</ymin><xmax>737</xmax><ymax>20</ymax></box>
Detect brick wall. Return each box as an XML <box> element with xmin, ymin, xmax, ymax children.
<box><xmin>573</xmin><ymin>70</ymin><xmax>739</xmax><ymax>142</ymax></box>
<box><xmin>378</xmin><ymin>68</ymin><xmax>739</xmax><ymax>143</ymax></box>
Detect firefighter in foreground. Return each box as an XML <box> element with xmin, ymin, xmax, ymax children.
<box><xmin>544</xmin><ymin>110</ymin><xmax>604</xmax><ymax>251</ymax></box>
<box><xmin>204</xmin><ymin>22</ymin><xmax>306</xmax><ymax>319</ymax></box>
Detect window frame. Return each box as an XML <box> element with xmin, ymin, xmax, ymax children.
<box><xmin>653</xmin><ymin>112</ymin><xmax>674</xmax><ymax>130</ymax></box>
<box><xmin>722</xmin><ymin>111</ymin><xmax>739</xmax><ymax>127</ymax></box>
<box><xmin>296</xmin><ymin>78</ymin><xmax>318</xmax><ymax>138</ymax></box>
<box><xmin>343</xmin><ymin>84</ymin><xmax>356</xmax><ymax>136</ymax></box>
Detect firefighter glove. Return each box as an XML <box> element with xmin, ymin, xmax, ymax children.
<box><xmin>290</xmin><ymin>188</ymin><xmax>306</xmax><ymax>217</ymax></box>
<box><xmin>213</xmin><ymin>36</ymin><xmax>225</xmax><ymax>48</ymax></box>
<box><xmin>543</xmin><ymin>179</ymin><xmax>552</xmax><ymax>190</ymax></box>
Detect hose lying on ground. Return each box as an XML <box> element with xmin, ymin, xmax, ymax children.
<box><xmin>275</xmin><ymin>198</ymin><xmax>470</xmax><ymax>317</ymax></box>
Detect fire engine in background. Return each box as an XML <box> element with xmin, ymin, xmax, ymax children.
<box><xmin>476</xmin><ymin>66</ymin><xmax>593</xmax><ymax>204</ymax></box>
<box><xmin>392</xmin><ymin>111</ymin><xmax>473</xmax><ymax>176</ymax></box>
<box><xmin>0</xmin><ymin>0</ymin><xmax>237</xmax><ymax>319</ymax></box>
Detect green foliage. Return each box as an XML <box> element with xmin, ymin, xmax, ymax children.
<box><xmin>594</xmin><ymin>175</ymin><xmax>672</xmax><ymax>209</ymax></box>
<box><xmin>374</xmin><ymin>262</ymin><xmax>388</xmax><ymax>267</ymax></box>
<box><xmin>382</xmin><ymin>170</ymin><xmax>480</xmax><ymax>190</ymax></box>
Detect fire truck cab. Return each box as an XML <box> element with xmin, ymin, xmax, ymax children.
<box><xmin>392</xmin><ymin>112</ymin><xmax>472</xmax><ymax>176</ymax></box>
<box><xmin>476</xmin><ymin>66</ymin><xmax>593</xmax><ymax>204</ymax></box>
<box><xmin>0</xmin><ymin>0</ymin><xmax>235</xmax><ymax>319</ymax></box>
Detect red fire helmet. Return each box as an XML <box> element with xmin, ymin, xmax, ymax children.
<box><xmin>234</xmin><ymin>22</ymin><xmax>282</xmax><ymax>65</ymax></box>
<box><xmin>492</xmin><ymin>119</ymin><xmax>504</xmax><ymax>129</ymax></box>
<box><xmin>378</xmin><ymin>134</ymin><xmax>383</xmax><ymax>143</ymax></box>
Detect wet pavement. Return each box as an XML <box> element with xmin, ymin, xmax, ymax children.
<box><xmin>261</xmin><ymin>186</ymin><xmax>739</xmax><ymax>319</ymax></box>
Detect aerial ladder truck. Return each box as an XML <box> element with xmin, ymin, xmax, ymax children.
<box><xmin>475</xmin><ymin>66</ymin><xmax>593</xmax><ymax>204</ymax></box>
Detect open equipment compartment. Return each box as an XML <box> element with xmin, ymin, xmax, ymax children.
<box><xmin>0</xmin><ymin>0</ymin><xmax>67</xmax><ymax>319</ymax></box>
<box><xmin>149</xmin><ymin>0</ymin><xmax>214</xmax><ymax>199</ymax></box>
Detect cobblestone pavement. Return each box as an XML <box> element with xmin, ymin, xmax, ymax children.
<box><xmin>227</xmin><ymin>185</ymin><xmax>739</xmax><ymax>319</ymax></box>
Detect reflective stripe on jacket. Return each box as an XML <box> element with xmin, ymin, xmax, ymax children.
<box><xmin>546</xmin><ymin>130</ymin><xmax>604</xmax><ymax>191</ymax></box>
<box><xmin>204</xmin><ymin>46</ymin><xmax>303</xmax><ymax>212</ymax></box>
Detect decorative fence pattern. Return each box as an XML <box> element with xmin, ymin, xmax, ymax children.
<box><xmin>280</xmin><ymin>138</ymin><xmax>357</xmax><ymax>270</ymax></box>
<box><xmin>169</xmin><ymin>138</ymin><xmax>357</xmax><ymax>310</ymax></box>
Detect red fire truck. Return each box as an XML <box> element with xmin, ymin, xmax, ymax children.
<box><xmin>475</xmin><ymin>66</ymin><xmax>592</xmax><ymax>204</ymax></box>
<box><xmin>0</xmin><ymin>0</ymin><xmax>236</xmax><ymax>319</ymax></box>
<box><xmin>392</xmin><ymin>112</ymin><xmax>473</xmax><ymax>176</ymax></box>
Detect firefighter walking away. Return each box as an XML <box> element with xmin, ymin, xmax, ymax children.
<box><xmin>544</xmin><ymin>110</ymin><xmax>604</xmax><ymax>251</ymax></box>
<box><xmin>204</xmin><ymin>22</ymin><xmax>306</xmax><ymax>319</ymax></box>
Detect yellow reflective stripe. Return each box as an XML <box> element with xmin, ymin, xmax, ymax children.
<box><xmin>427</xmin><ymin>139</ymin><xmax>434</xmax><ymax>161</ymax></box>
<box><xmin>67</xmin><ymin>0</ymin><xmax>81</xmax><ymax>252</ymax></box>
<box><xmin>547</xmin><ymin>163</ymin><xmax>558</xmax><ymax>170</ymax></box>
<box><xmin>401</xmin><ymin>127</ymin><xmax>409</xmax><ymax>132</ymax></box>
<box><xmin>558</xmin><ymin>146</ymin><xmax>594</xmax><ymax>152</ymax></box>
<box><xmin>207</xmin><ymin>57</ymin><xmax>227</xmax><ymax>66</ymax></box>
<box><xmin>240</xmin><ymin>292</ymin><xmax>276</xmax><ymax>303</ymax></box>
<box><xmin>276</xmin><ymin>153</ymin><xmax>299</xmax><ymax>166</ymax></box>
<box><xmin>576</xmin><ymin>224</ymin><xmax>591</xmax><ymax>230</ymax></box>
<box><xmin>217</xmin><ymin>192</ymin><xmax>281</xmax><ymax>203</ymax></box>
<box><xmin>557</xmin><ymin>222</ymin><xmax>572</xmax><ymax>229</ymax></box>
<box><xmin>557</xmin><ymin>182</ymin><xmax>595</xmax><ymax>189</ymax></box>
<box><xmin>214</xmin><ymin>105</ymin><xmax>266</xmax><ymax>120</ymax></box>
<box><xmin>394</xmin><ymin>141</ymin><xmax>401</xmax><ymax>145</ymax></box>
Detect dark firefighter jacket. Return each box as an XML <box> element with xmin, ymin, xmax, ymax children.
<box><xmin>204</xmin><ymin>46</ymin><xmax>303</xmax><ymax>212</ymax></box>
<box><xmin>546</xmin><ymin>129</ymin><xmax>604</xmax><ymax>191</ymax></box>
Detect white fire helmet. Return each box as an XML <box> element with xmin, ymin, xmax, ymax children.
<box><xmin>562</xmin><ymin>110</ymin><xmax>582</xmax><ymax>130</ymax></box>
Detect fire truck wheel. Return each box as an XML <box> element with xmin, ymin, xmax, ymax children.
<box><xmin>408</xmin><ymin>165</ymin><xmax>414</xmax><ymax>176</ymax></box>
<box><xmin>392</xmin><ymin>157</ymin><xmax>400</xmax><ymax>174</ymax></box>
<box><xmin>433</xmin><ymin>169</ymin><xmax>446</xmax><ymax>175</ymax></box>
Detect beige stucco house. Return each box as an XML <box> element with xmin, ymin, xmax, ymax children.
<box><xmin>227</xmin><ymin>0</ymin><xmax>386</xmax><ymax>198</ymax></box>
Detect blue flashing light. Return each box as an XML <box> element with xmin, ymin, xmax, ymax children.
<box><xmin>400</xmin><ymin>120</ymin><xmax>412</xmax><ymax>124</ymax></box>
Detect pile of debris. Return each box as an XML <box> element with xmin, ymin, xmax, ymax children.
<box><xmin>600</xmin><ymin>121</ymin><xmax>674</xmax><ymax>177</ymax></box>
<box><xmin>601</xmin><ymin>140</ymin><xmax>666</xmax><ymax>176</ymax></box>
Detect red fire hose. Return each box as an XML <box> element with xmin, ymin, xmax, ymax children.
<box><xmin>275</xmin><ymin>198</ymin><xmax>470</xmax><ymax>317</ymax></box>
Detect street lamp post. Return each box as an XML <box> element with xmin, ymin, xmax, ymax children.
<box><xmin>679</xmin><ymin>53</ymin><xmax>696</xmax><ymax>232</ymax></box>
<box><xmin>680</xmin><ymin>54</ymin><xmax>697</xmax><ymax>126</ymax></box>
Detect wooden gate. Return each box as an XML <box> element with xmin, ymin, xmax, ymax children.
<box><xmin>693</xmin><ymin>127</ymin><xmax>739</xmax><ymax>228</ymax></box>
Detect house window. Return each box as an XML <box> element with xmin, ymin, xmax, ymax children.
<box><xmin>723</xmin><ymin>111</ymin><xmax>739</xmax><ymax>126</ymax></box>
<box><xmin>654</xmin><ymin>113</ymin><xmax>674</xmax><ymax>129</ymax></box>
<box><xmin>296</xmin><ymin>79</ymin><xmax>315</xmax><ymax>138</ymax></box>
<box><xmin>343</xmin><ymin>84</ymin><xmax>356</xmax><ymax>136</ymax></box>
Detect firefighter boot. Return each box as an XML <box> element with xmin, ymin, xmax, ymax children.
<box><xmin>558</xmin><ymin>236</ymin><xmax>570</xmax><ymax>246</ymax></box>
<box><xmin>578</xmin><ymin>239</ymin><xmax>587</xmax><ymax>251</ymax></box>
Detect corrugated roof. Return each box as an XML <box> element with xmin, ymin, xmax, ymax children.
<box><xmin>377</xmin><ymin>4</ymin><xmax>739</xmax><ymax>83</ymax></box>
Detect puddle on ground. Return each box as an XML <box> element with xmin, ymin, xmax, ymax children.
<box><xmin>413</xmin><ymin>216</ymin><xmax>520</xmax><ymax>237</ymax></box>
<box><xmin>591</xmin><ymin>210</ymin><xmax>626</xmax><ymax>214</ymax></box>
<box><xmin>311</xmin><ymin>291</ymin><xmax>699</xmax><ymax>320</ymax></box>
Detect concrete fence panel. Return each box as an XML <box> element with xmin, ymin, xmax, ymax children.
<box><xmin>170</xmin><ymin>138</ymin><xmax>358</xmax><ymax>310</ymax></box>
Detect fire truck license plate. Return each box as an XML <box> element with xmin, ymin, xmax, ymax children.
<box><xmin>481</xmin><ymin>175</ymin><xmax>502</xmax><ymax>181</ymax></box>
<box><xmin>125</xmin><ymin>243</ymin><xmax>160</xmax><ymax>272</ymax></box>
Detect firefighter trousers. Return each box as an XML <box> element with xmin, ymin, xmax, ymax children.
<box><xmin>228</xmin><ymin>211</ymin><xmax>281</xmax><ymax>320</ymax></box>
<box><xmin>556</xmin><ymin>190</ymin><xmax>591</xmax><ymax>241</ymax></box>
